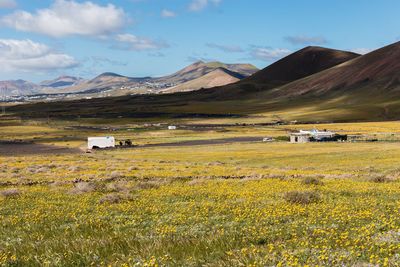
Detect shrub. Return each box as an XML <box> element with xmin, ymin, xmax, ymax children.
<box><xmin>284</xmin><ymin>191</ymin><xmax>321</xmax><ymax>205</ymax></box>
<box><xmin>106</xmin><ymin>181</ymin><xmax>129</xmax><ymax>193</ymax></box>
<box><xmin>110</xmin><ymin>171</ymin><xmax>123</xmax><ymax>179</ymax></box>
<box><xmin>99</xmin><ymin>193</ymin><xmax>123</xmax><ymax>204</ymax></box>
<box><xmin>0</xmin><ymin>188</ymin><xmax>21</xmax><ymax>198</ymax></box>
<box><xmin>134</xmin><ymin>180</ymin><xmax>163</xmax><ymax>190</ymax></box>
<box><xmin>302</xmin><ymin>177</ymin><xmax>324</xmax><ymax>186</ymax></box>
<box><xmin>369</xmin><ymin>175</ymin><xmax>391</xmax><ymax>183</ymax></box>
<box><xmin>68</xmin><ymin>166</ymin><xmax>82</xmax><ymax>172</ymax></box>
<box><xmin>69</xmin><ymin>182</ymin><xmax>96</xmax><ymax>194</ymax></box>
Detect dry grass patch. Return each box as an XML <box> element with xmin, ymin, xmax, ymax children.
<box><xmin>99</xmin><ymin>193</ymin><xmax>124</xmax><ymax>204</ymax></box>
<box><xmin>284</xmin><ymin>190</ymin><xmax>321</xmax><ymax>205</ymax></box>
<box><xmin>368</xmin><ymin>175</ymin><xmax>393</xmax><ymax>183</ymax></box>
<box><xmin>106</xmin><ymin>181</ymin><xmax>130</xmax><ymax>193</ymax></box>
<box><xmin>69</xmin><ymin>182</ymin><xmax>96</xmax><ymax>194</ymax></box>
<box><xmin>134</xmin><ymin>180</ymin><xmax>167</xmax><ymax>190</ymax></box>
<box><xmin>0</xmin><ymin>188</ymin><xmax>21</xmax><ymax>198</ymax></box>
<box><xmin>302</xmin><ymin>177</ymin><xmax>324</xmax><ymax>186</ymax></box>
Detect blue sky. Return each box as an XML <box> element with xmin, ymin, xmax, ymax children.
<box><xmin>0</xmin><ymin>0</ymin><xmax>399</xmax><ymax>82</ymax></box>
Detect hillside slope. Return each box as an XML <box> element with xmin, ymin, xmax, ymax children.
<box><xmin>40</xmin><ymin>76</ymin><xmax>85</xmax><ymax>89</ymax></box>
<box><xmin>12</xmin><ymin>43</ymin><xmax>400</xmax><ymax>122</ymax></box>
<box><xmin>237</xmin><ymin>46</ymin><xmax>360</xmax><ymax>90</ymax></box>
<box><xmin>162</xmin><ymin>68</ymin><xmax>245</xmax><ymax>93</ymax></box>
<box><xmin>0</xmin><ymin>80</ymin><xmax>40</xmax><ymax>96</ymax></box>
<box><xmin>157</xmin><ymin>61</ymin><xmax>258</xmax><ymax>85</ymax></box>
<box><xmin>272</xmin><ymin>41</ymin><xmax>400</xmax><ymax>97</ymax></box>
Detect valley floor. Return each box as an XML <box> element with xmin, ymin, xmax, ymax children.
<box><xmin>1</xmin><ymin>118</ymin><xmax>400</xmax><ymax>266</ymax></box>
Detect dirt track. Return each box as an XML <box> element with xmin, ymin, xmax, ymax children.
<box><xmin>0</xmin><ymin>142</ymin><xmax>82</xmax><ymax>156</ymax></box>
<box><xmin>141</xmin><ymin>136</ymin><xmax>262</xmax><ymax>148</ymax></box>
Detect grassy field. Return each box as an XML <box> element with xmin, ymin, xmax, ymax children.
<box><xmin>1</xmin><ymin>119</ymin><xmax>400</xmax><ymax>266</ymax></box>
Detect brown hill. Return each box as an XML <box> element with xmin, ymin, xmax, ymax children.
<box><xmin>238</xmin><ymin>46</ymin><xmax>360</xmax><ymax>90</ymax></box>
<box><xmin>272</xmin><ymin>41</ymin><xmax>400</xmax><ymax>97</ymax></box>
<box><xmin>155</xmin><ymin>61</ymin><xmax>258</xmax><ymax>84</ymax></box>
<box><xmin>13</xmin><ymin>43</ymin><xmax>400</xmax><ymax>122</ymax></box>
<box><xmin>0</xmin><ymin>80</ymin><xmax>40</xmax><ymax>96</ymax></box>
<box><xmin>162</xmin><ymin>68</ymin><xmax>245</xmax><ymax>93</ymax></box>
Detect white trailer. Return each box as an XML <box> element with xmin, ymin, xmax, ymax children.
<box><xmin>168</xmin><ymin>126</ymin><xmax>177</xmax><ymax>130</ymax></box>
<box><xmin>88</xmin><ymin>136</ymin><xmax>115</xmax><ymax>149</ymax></box>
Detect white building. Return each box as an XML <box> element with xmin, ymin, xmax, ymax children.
<box><xmin>168</xmin><ymin>126</ymin><xmax>177</xmax><ymax>130</ymax></box>
<box><xmin>290</xmin><ymin>129</ymin><xmax>336</xmax><ymax>143</ymax></box>
<box><xmin>289</xmin><ymin>133</ymin><xmax>311</xmax><ymax>143</ymax></box>
<box><xmin>87</xmin><ymin>136</ymin><xmax>115</xmax><ymax>149</ymax></box>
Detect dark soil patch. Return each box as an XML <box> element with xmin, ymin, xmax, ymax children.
<box><xmin>0</xmin><ymin>141</ymin><xmax>82</xmax><ymax>156</ymax></box>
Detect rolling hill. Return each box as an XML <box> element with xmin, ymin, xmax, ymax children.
<box><xmin>52</xmin><ymin>61</ymin><xmax>258</xmax><ymax>95</ymax></box>
<box><xmin>0</xmin><ymin>80</ymin><xmax>40</xmax><ymax>96</ymax></box>
<box><xmin>156</xmin><ymin>61</ymin><xmax>258</xmax><ymax>85</ymax></box>
<box><xmin>161</xmin><ymin>68</ymin><xmax>246</xmax><ymax>93</ymax></box>
<box><xmin>271</xmin><ymin>42</ymin><xmax>400</xmax><ymax>97</ymax></box>
<box><xmin>40</xmin><ymin>76</ymin><xmax>85</xmax><ymax>89</ymax></box>
<box><xmin>227</xmin><ymin>46</ymin><xmax>360</xmax><ymax>92</ymax></box>
<box><xmin>10</xmin><ymin>42</ymin><xmax>400</xmax><ymax>122</ymax></box>
<box><xmin>60</xmin><ymin>72</ymin><xmax>149</xmax><ymax>94</ymax></box>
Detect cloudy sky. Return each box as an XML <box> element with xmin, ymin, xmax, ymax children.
<box><xmin>0</xmin><ymin>0</ymin><xmax>399</xmax><ymax>82</ymax></box>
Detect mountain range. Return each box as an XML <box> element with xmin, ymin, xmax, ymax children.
<box><xmin>9</xmin><ymin>41</ymin><xmax>400</xmax><ymax>122</ymax></box>
<box><xmin>0</xmin><ymin>61</ymin><xmax>258</xmax><ymax>97</ymax></box>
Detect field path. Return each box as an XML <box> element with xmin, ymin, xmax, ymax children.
<box><xmin>0</xmin><ymin>142</ymin><xmax>82</xmax><ymax>156</ymax></box>
<box><xmin>141</xmin><ymin>136</ymin><xmax>262</xmax><ymax>148</ymax></box>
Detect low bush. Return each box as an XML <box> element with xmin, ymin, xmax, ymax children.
<box><xmin>302</xmin><ymin>177</ymin><xmax>324</xmax><ymax>186</ymax></box>
<box><xmin>369</xmin><ymin>175</ymin><xmax>392</xmax><ymax>183</ymax></box>
<box><xmin>0</xmin><ymin>188</ymin><xmax>21</xmax><ymax>198</ymax></box>
<box><xmin>99</xmin><ymin>193</ymin><xmax>123</xmax><ymax>204</ymax></box>
<box><xmin>69</xmin><ymin>182</ymin><xmax>96</xmax><ymax>194</ymax></box>
<box><xmin>284</xmin><ymin>190</ymin><xmax>321</xmax><ymax>204</ymax></box>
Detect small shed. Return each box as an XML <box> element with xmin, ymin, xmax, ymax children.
<box><xmin>289</xmin><ymin>133</ymin><xmax>310</xmax><ymax>143</ymax></box>
<box><xmin>168</xmin><ymin>126</ymin><xmax>177</xmax><ymax>130</ymax></box>
<box><xmin>88</xmin><ymin>136</ymin><xmax>115</xmax><ymax>149</ymax></box>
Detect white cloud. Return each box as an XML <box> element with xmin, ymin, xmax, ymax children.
<box><xmin>161</xmin><ymin>9</ymin><xmax>176</xmax><ymax>18</ymax></box>
<box><xmin>250</xmin><ymin>47</ymin><xmax>291</xmax><ymax>61</ymax></box>
<box><xmin>206</xmin><ymin>43</ymin><xmax>243</xmax><ymax>53</ymax></box>
<box><xmin>1</xmin><ymin>0</ymin><xmax>126</xmax><ymax>38</ymax></box>
<box><xmin>285</xmin><ymin>35</ymin><xmax>327</xmax><ymax>45</ymax></box>
<box><xmin>351</xmin><ymin>48</ymin><xmax>373</xmax><ymax>55</ymax></box>
<box><xmin>0</xmin><ymin>0</ymin><xmax>16</xmax><ymax>9</ymax></box>
<box><xmin>0</xmin><ymin>39</ymin><xmax>78</xmax><ymax>73</ymax></box>
<box><xmin>189</xmin><ymin>0</ymin><xmax>221</xmax><ymax>12</ymax></box>
<box><xmin>114</xmin><ymin>34</ymin><xmax>169</xmax><ymax>51</ymax></box>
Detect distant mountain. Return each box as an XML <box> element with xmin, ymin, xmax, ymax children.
<box><xmin>55</xmin><ymin>61</ymin><xmax>258</xmax><ymax>95</ymax></box>
<box><xmin>13</xmin><ymin>42</ymin><xmax>400</xmax><ymax>122</ymax></box>
<box><xmin>40</xmin><ymin>76</ymin><xmax>85</xmax><ymax>88</ymax></box>
<box><xmin>0</xmin><ymin>80</ymin><xmax>40</xmax><ymax>96</ymax></box>
<box><xmin>162</xmin><ymin>68</ymin><xmax>245</xmax><ymax>93</ymax></box>
<box><xmin>156</xmin><ymin>61</ymin><xmax>258</xmax><ymax>85</ymax></box>
<box><xmin>59</xmin><ymin>73</ymin><xmax>150</xmax><ymax>94</ymax></box>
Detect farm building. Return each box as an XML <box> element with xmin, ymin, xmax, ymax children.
<box><xmin>289</xmin><ymin>133</ymin><xmax>311</xmax><ymax>143</ymax></box>
<box><xmin>290</xmin><ymin>129</ymin><xmax>346</xmax><ymax>143</ymax></box>
<box><xmin>88</xmin><ymin>136</ymin><xmax>115</xmax><ymax>149</ymax></box>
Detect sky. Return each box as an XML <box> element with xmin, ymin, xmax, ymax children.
<box><xmin>0</xmin><ymin>0</ymin><xmax>399</xmax><ymax>82</ymax></box>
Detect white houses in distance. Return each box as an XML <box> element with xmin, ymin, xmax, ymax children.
<box><xmin>289</xmin><ymin>129</ymin><xmax>346</xmax><ymax>143</ymax></box>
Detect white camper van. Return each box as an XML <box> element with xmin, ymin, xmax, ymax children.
<box><xmin>88</xmin><ymin>136</ymin><xmax>115</xmax><ymax>149</ymax></box>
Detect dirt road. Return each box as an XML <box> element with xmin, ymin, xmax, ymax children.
<box><xmin>0</xmin><ymin>142</ymin><xmax>82</xmax><ymax>156</ymax></box>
